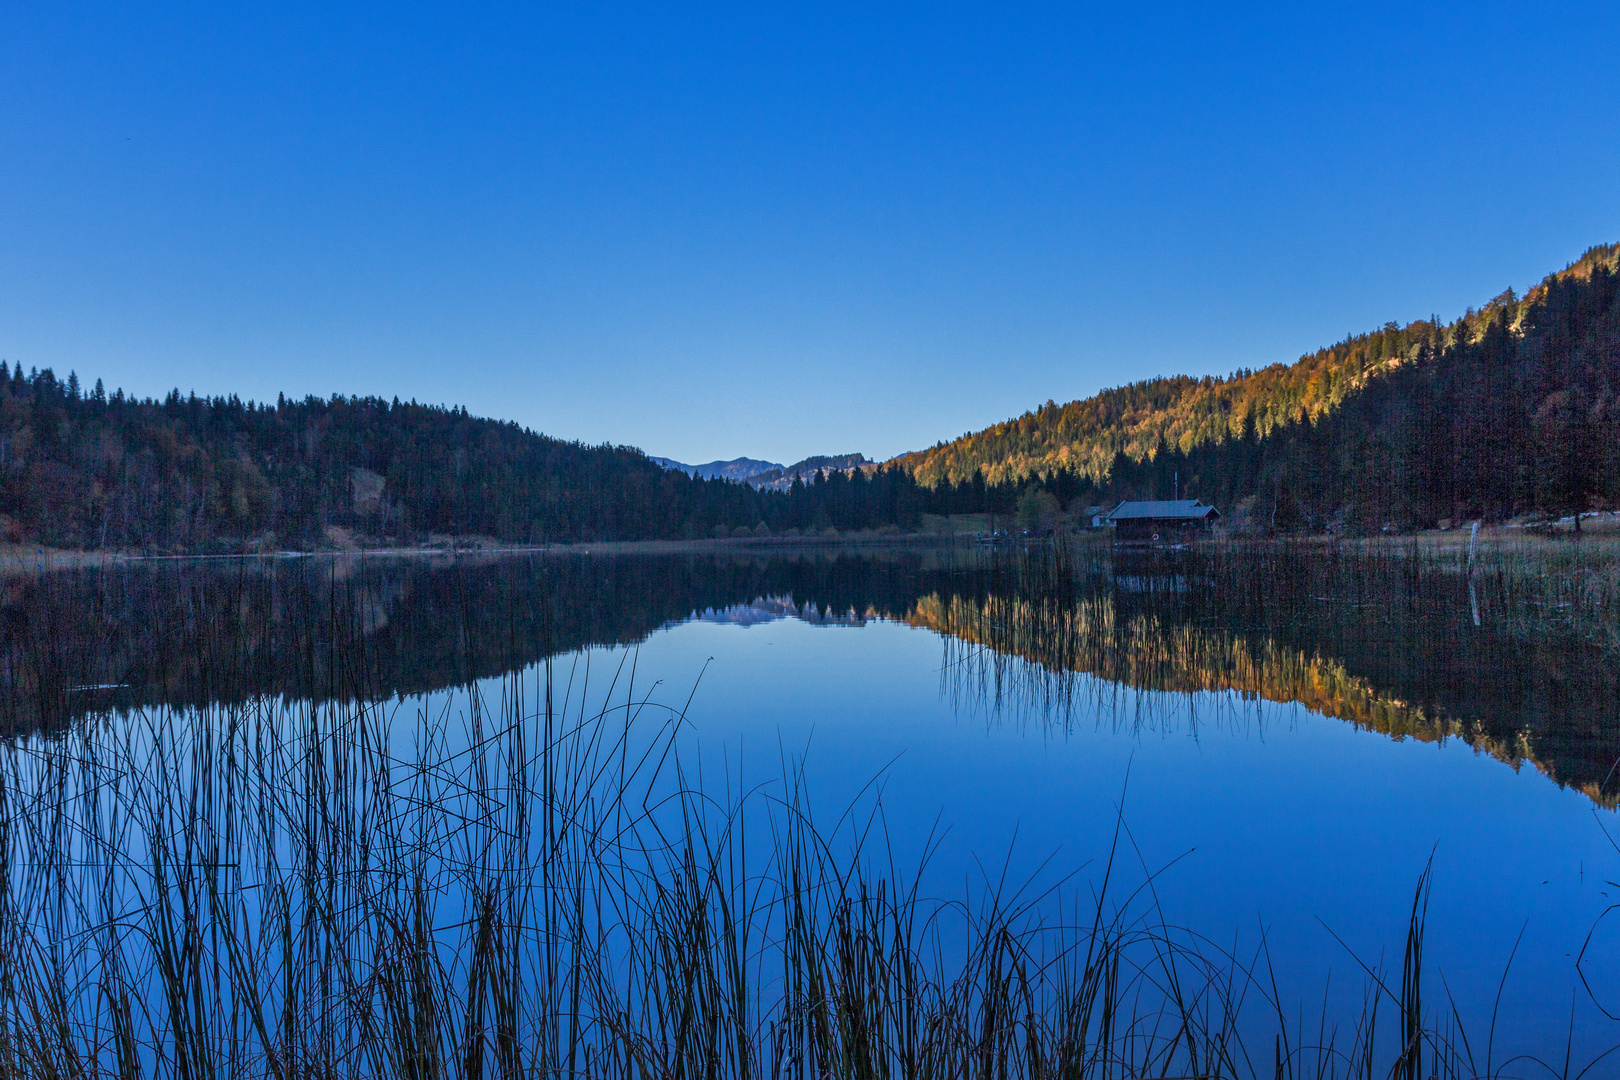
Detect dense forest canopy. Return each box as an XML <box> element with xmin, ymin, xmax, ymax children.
<box><xmin>0</xmin><ymin>380</ymin><xmax>952</xmax><ymax>550</ymax></box>
<box><xmin>894</xmin><ymin>243</ymin><xmax>1620</xmax><ymax>499</ymax></box>
<box><xmin>1089</xmin><ymin>242</ymin><xmax>1620</xmax><ymax>530</ymax></box>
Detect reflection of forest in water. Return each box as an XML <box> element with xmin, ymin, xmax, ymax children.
<box><xmin>5</xmin><ymin>545</ymin><xmax>1618</xmax><ymax>804</ymax></box>
<box><xmin>0</xmin><ymin>551</ymin><xmax>959</xmax><ymax>729</ymax></box>
<box><xmin>918</xmin><ymin>545</ymin><xmax>1620</xmax><ymax>807</ymax></box>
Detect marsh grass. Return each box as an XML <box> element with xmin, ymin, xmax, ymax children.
<box><xmin>1195</xmin><ymin>532</ymin><xmax>1620</xmax><ymax>654</ymax></box>
<box><xmin>0</xmin><ymin>663</ymin><xmax>1612</xmax><ymax>1078</ymax></box>
<box><xmin>0</xmin><ymin>658</ymin><xmax>1259</xmax><ymax>1079</ymax></box>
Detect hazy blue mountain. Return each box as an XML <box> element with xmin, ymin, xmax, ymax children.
<box><xmin>748</xmin><ymin>454</ymin><xmax>874</xmax><ymax>491</ymax></box>
<box><xmin>651</xmin><ymin>453</ymin><xmax>875</xmax><ymax>490</ymax></box>
<box><xmin>649</xmin><ymin>456</ymin><xmax>785</xmax><ymax>482</ymax></box>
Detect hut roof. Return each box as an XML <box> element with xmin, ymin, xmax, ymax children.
<box><xmin>1106</xmin><ymin>499</ymin><xmax>1220</xmax><ymax>521</ymax></box>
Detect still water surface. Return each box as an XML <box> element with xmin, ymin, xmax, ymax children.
<box><xmin>7</xmin><ymin>544</ymin><xmax>1620</xmax><ymax>1056</ymax></box>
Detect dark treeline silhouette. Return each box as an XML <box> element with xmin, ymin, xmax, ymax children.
<box><xmin>6</xmin><ymin>242</ymin><xmax>1616</xmax><ymax>547</ymax></box>
<box><xmin>0</xmin><ymin>367</ymin><xmax>1091</xmax><ymax>549</ymax></box>
<box><xmin>0</xmin><ymin>381</ymin><xmax>798</xmax><ymax>548</ymax></box>
<box><xmin>0</xmin><ymin>370</ymin><xmax>1088</xmax><ymax>548</ymax></box>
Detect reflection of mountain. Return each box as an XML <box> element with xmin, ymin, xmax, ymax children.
<box><xmin>691</xmin><ymin>596</ymin><xmax>875</xmax><ymax>628</ymax></box>
<box><xmin>909</xmin><ymin>592</ymin><xmax>1479</xmax><ymax>736</ymax></box>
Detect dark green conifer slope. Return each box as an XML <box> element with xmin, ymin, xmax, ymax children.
<box><xmin>0</xmin><ymin>379</ymin><xmax>946</xmax><ymax>550</ymax></box>
<box><xmin>1076</xmin><ymin>243</ymin><xmax>1620</xmax><ymax>529</ymax></box>
<box><xmin>0</xmin><ymin>387</ymin><xmax>794</xmax><ymax>550</ymax></box>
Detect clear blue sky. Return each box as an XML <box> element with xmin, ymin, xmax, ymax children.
<box><xmin>3</xmin><ymin>3</ymin><xmax>1617</xmax><ymax>465</ymax></box>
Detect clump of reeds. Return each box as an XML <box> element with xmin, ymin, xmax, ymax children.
<box><xmin>0</xmin><ymin>652</ymin><xmax>1609</xmax><ymax>1079</ymax></box>
<box><xmin>0</xmin><ymin>652</ymin><xmax>1244</xmax><ymax>1077</ymax></box>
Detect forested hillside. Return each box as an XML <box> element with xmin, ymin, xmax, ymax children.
<box><xmin>0</xmin><ymin>364</ymin><xmax>1084</xmax><ymax>550</ymax></box>
<box><xmin>0</xmin><ymin>382</ymin><xmax>942</xmax><ymax>551</ymax></box>
<box><xmin>896</xmin><ymin>244</ymin><xmax>1620</xmax><ymax>506</ymax></box>
<box><xmin>1093</xmin><ymin>243</ymin><xmax>1620</xmax><ymax>530</ymax></box>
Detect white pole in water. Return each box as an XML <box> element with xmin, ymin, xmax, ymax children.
<box><xmin>1468</xmin><ymin>520</ymin><xmax>1481</xmax><ymax>627</ymax></box>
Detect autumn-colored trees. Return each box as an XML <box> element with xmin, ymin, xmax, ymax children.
<box><xmin>908</xmin><ymin>243</ymin><xmax>1620</xmax><ymax>532</ymax></box>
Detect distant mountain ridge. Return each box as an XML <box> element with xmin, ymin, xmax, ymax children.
<box><xmin>649</xmin><ymin>452</ymin><xmax>874</xmax><ymax>490</ymax></box>
<box><xmin>747</xmin><ymin>454</ymin><xmax>873</xmax><ymax>491</ymax></box>
<box><xmin>648</xmin><ymin>456</ymin><xmax>784</xmax><ymax>482</ymax></box>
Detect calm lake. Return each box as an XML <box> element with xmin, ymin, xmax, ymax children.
<box><xmin>6</xmin><ymin>542</ymin><xmax>1620</xmax><ymax>1069</ymax></box>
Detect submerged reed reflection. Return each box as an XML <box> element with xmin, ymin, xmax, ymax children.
<box><xmin>0</xmin><ymin>552</ymin><xmax>954</xmax><ymax>730</ymax></box>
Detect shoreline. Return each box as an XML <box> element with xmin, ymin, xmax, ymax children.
<box><xmin>7</xmin><ymin>519</ymin><xmax>1620</xmax><ymax>575</ymax></box>
<box><xmin>0</xmin><ymin>531</ymin><xmax>970</xmax><ymax>574</ymax></box>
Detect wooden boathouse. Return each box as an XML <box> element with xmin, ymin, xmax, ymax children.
<box><xmin>1103</xmin><ymin>499</ymin><xmax>1220</xmax><ymax>542</ymax></box>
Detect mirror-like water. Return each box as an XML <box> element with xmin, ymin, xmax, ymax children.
<box><xmin>5</xmin><ymin>542</ymin><xmax>1620</xmax><ymax>1072</ymax></box>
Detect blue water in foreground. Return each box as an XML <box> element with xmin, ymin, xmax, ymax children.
<box><xmin>533</xmin><ymin>607</ymin><xmax>1620</xmax><ymax>1059</ymax></box>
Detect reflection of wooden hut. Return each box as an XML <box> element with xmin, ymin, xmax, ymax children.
<box><xmin>1104</xmin><ymin>500</ymin><xmax>1220</xmax><ymax>542</ymax></box>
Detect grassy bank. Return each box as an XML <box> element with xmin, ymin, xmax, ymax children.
<box><xmin>1179</xmin><ymin>530</ymin><xmax>1620</xmax><ymax>655</ymax></box>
